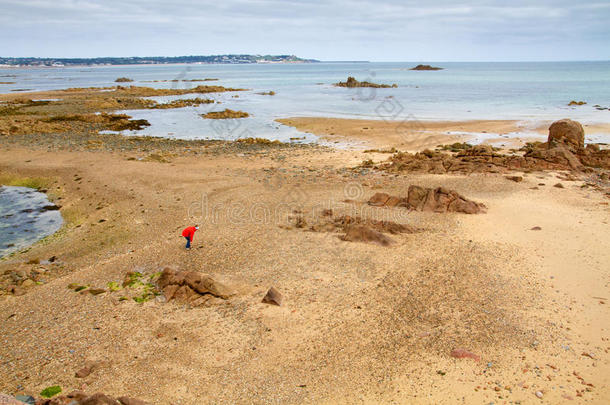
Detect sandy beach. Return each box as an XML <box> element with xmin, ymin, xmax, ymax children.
<box><xmin>1</xmin><ymin>109</ymin><xmax>609</xmax><ymax>403</ymax></box>
<box><xmin>2</xmin><ymin>0</ymin><xmax>610</xmax><ymax>402</ymax></box>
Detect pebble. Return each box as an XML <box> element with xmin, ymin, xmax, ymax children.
<box><xmin>535</xmin><ymin>391</ymin><xmax>543</xmax><ymax>398</ymax></box>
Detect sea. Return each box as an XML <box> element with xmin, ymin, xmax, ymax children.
<box><xmin>0</xmin><ymin>186</ymin><xmax>63</xmax><ymax>258</ymax></box>
<box><xmin>1</xmin><ymin>61</ymin><xmax>609</xmax><ymax>144</ymax></box>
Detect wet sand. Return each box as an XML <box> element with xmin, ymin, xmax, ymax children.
<box><xmin>277</xmin><ymin>117</ymin><xmax>610</xmax><ymax>151</ymax></box>
<box><xmin>0</xmin><ymin>138</ymin><xmax>608</xmax><ymax>403</ymax></box>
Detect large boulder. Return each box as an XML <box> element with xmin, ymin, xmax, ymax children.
<box><xmin>370</xmin><ymin>186</ymin><xmax>486</xmax><ymax>214</ymax></box>
<box><xmin>157</xmin><ymin>268</ymin><xmax>235</xmax><ymax>305</ymax></box>
<box><xmin>548</xmin><ymin>119</ymin><xmax>584</xmax><ymax>151</ymax></box>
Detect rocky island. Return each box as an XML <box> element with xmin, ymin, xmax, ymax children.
<box><xmin>410</xmin><ymin>64</ymin><xmax>443</xmax><ymax>70</ymax></box>
<box><xmin>334</xmin><ymin>76</ymin><xmax>397</xmax><ymax>88</ymax></box>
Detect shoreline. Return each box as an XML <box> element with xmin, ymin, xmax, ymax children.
<box><xmin>277</xmin><ymin>116</ymin><xmax>610</xmax><ymax>151</ymax></box>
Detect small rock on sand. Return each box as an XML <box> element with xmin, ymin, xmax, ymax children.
<box><xmin>75</xmin><ymin>360</ymin><xmax>104</xmax><ymax>378</ymax></box>
<box><xmin>450</xmin><ymin>348</ymin><xmax>480</xmax><ymax>361</ymax></box>
<box><xmin>262</xmin><ymin>287</ymin><xmax>283</xmax><ymax>306</ymax></box>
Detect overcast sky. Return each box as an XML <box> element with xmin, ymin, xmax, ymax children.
<box><xmin>1</xmin><ymin>0</ymin><xmax>609</xmax><ymax>61</ymax></box>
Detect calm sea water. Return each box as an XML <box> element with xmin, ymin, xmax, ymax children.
<box><xmin>0</xmin><ymin>186</ymin><xmax>63</xmax><ymax>258</ymax></box>
<box><xmin>1</xmin><ymin>62</ymin><xmax>609</xmax><ymax>142</ymax></box>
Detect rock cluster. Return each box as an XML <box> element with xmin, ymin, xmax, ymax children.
<box><xmin>376</xmin><ymin>119</ymin><xmax>609</xmax><ymax>174</ymax></box>
<box><xmin>290</xmin><ymin>211</ymin><xmax>420</xmax><ymax>246</ymax></box>
<box><xmin>201</xmin><ymin>109</ymin><xmax>249</xmax><ymax>119</ymax></box>
<box><xmin>1</xmin><ymin>258</ymin><xmax>59</xmax><ymax>296</ymax></box>
<box><xmin>157</xmin><ymin>267</ymin><xmax>235</xmax><ymax>306</ymax></box>
<box><xmin>368</xmin><ymin>186</ymin><xmax>486</xmax><ymax>214</ymax></box>
<box><xmin>340</xmin><ymin>225</ymin><xmax>395</xmax><ymax>246</ymax></box>
<box><xmin>34</xmin><ymin>391</ymin><xmax>149</xmax><ymax>404</ymax></box>
<box><xmin>410</xmin><ymin>64</ymin><xmax>443</xmax><ymax>70</ymax></box>
<box><xmin>334</xmin><ymin>76</ymin><xmax>397</xmax><ymax>88</ymax></box>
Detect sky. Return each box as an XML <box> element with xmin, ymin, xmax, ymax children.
<box><xmin>1</xmin><ymin>0</ymin><xmax>609</xmax><ymax>61</ymax></box>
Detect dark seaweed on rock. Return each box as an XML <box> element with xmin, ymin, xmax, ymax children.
<box><xmin>410</xmin><ymin>64</ymin><xmax>443</xmax><ymax>71</ymax></box>
<box><xmin>334</xmin><ymin>76</ymin><xmax>397</xmax><ymax>88</ymax></box>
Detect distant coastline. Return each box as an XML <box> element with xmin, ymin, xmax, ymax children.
<box><xmin>0</xmin><ymin>54</ymin><xmax>319</xmax><ymax>67</ymax></box>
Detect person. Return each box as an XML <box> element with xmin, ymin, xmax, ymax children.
<box><xmin>181</xmin><ymin>225</ymin><xmax>199</xmax><ymax>249</ymax></box>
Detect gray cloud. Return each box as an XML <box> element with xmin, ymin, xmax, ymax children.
<box><xmin>1</xmin><ymin>0</ymin><xmax>609</xmax><ymax>60</ymax></box>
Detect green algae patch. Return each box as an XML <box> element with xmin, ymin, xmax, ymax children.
<box><xmin>40</xmin><ymin>385</ymin><xmax>62</xmax><ymax>398</ymax></box>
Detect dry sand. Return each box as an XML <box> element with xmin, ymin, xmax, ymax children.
<box><xmin>0</xmin><ymin>138</ymin><xmax>608</xmax><ymax>403</ymax></box>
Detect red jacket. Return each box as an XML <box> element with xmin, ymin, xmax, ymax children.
<box><xmin>181</xmin><ymin>226</ymin><xmax>198</xmax><ymax>241</ymax></box>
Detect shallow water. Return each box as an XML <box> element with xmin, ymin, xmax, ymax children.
<box><xmin>0</xmin><ymin>186</ymin><xmax>63</xmax><ymax>258</ymax></box>
<box><xmin>2</xmin><ymin>61</ymin><xmax>610</xmax><ymax>142</ymax></box>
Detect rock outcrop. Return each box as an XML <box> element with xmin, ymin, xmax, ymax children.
<box><xmin>287</xmin><ymin>211</ymin><xmax>420</xmax><ymax>246</ymax></box>
<box><xmin>201</xmin><ymin>109</ymin><xmax>249</xmax><ymax>119</ymax></box>
<box><xmin>410</xmin><ymin>64</ymin><xmax>443</xmax><ymax>71</ymax></box>
<box><xmin>157</xmin><ymin>267</ymin><xmax>235</xmax><ymax>306</ymax></box>
<box><xmin>32</xmin><ymin>391</ymin><xmax>150</xmax><ymax>404</ymax></box>
<box><xmin>369</xmin><ymin>186</ymin><xmax>486</xmax><ymax>214</ymax></box>
<box><xmin>547</xmin><ymin>118</ymin><xmax>585</xmax><ymax>150</ymax></box>
<box><xmin>371</xmin><ymin>119</ymin><xmax>609</xmax><ymax>174</ymax></box>
<box><xmin>341</xmin><ymin>225</ymin><xmax>394</xmax><ymax>246</ymax></box>
<box><xmin>334</xmin><ymin>76</ymin><xmax>397</xmax><ymax>88</ymax></box>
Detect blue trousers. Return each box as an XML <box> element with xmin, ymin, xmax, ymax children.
<box><xmin>185</xmin><ymin>237</ymin><xmax>191</xmax><ymax>249</ymax></box>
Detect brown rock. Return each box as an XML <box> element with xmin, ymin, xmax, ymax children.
<box><xmin>157</xmin><ymin>268</ymin><xmax>234</xmax><ymax>302</ymax></box>
<box><xmin>526</xmin><ymin>144</ymin><xmax>583</xmax><ymax>170</ymax></box>
<box><xmin>368</xmin><ymin>186</ymin><xmax>485</xmax><ymax>214</ymax></box>
<box><xmin>405</xmin><ymin>185</ymin><xmax>429</xmax><ymax>210</ymax></box>
<box><xmin>462</xmin><ymin>144</ymin><xmax>494</xmax><ymax>157</ymax></box>
<box><xmin>66</xmin><ymin>390</ymin><xmax>89</xmax><ymax>401</ymax></box>
<box><xmin>450</xmin><ymin>348</ymin><xmax>480</xmax><ymax>361</ymax></box>
<box><xmin>548</xmin><ymin>119</ymin><xmax>584</xmax><ymax>150</ymax></box>
<box><xmin>368</xmin><ymin>192</ymin><xmax>390</xmax><ymax>206</ymax></box>
<box><xmin>117</xmin><ymin>397</ymin><xmax>150</xmax><ymax>405</ymax></box>
<box><xmin>385</xmin><ymin>195</ymin><xmax>407</xmax><ymax>207</ymax></box>
<box><xmin>80</xmin><ymin>393</ymin><xmax>120</xmax><ymax>405</ymax></box>
<box><xmin>295</xmin><ymin>216</ymin><xmax>307</xmax><ymax>228</ymax></box>
<box><xmin>184</xmin><ymin>271</ymin><xmax>234</xmax><ymax>298</ymax></box>
<box><xmin>341</xmin><ymin>225</ymin><xmax>394</xmax><ymax>246</ymax></box>
<box><xmin>554</xmin><ymin>183</ymin><xmax>564</xmax><ymax>188</ymax></box>
<box><xmin>88</xmin><ymin>288</ymin><xmax>106</xmax><ymax>296</ymax></box>
<box><xmin>161</xmin><ymin>284</ymin><xmax>179</xmax><ymax>301</ymax></box>
<box><xmin>262</xmin><ymin>287</ymin><xmax>283</xmax><ymax>306</ymax></box>
<box><xmin>75</xmin><ymin>360</ymin><xmax>103</xmax><ymax>378</ymax></box>
<box><xmin>506</xmin><ymin>176</ymin><xmax>523</xmax><ymax>182</ymax></box>
<box><xmin>21</xmin><ymin>279</ymin><xmax>36</xmax><ymax>288</ymax></box>
<box><xmin>409</xmin><ymin>186</ymin><xmax>486</xmax><ymax>214</ymax></box>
